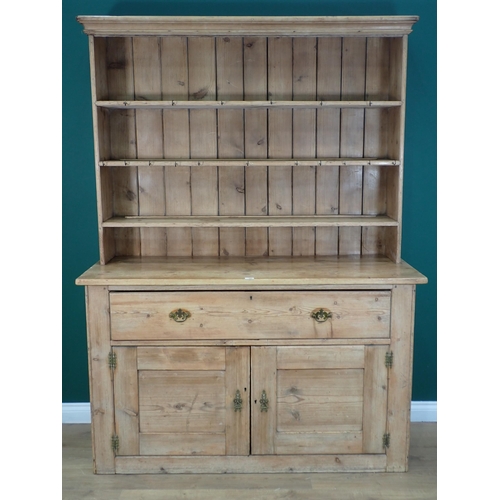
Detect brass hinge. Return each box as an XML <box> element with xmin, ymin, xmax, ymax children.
<box><xmin>383</xmin><ymin>433</ymin><xmax>390</xmax><ymax>448</ymax></box>
<box><xmin>385</xmin><ymin>351</ymin><xmax>394</xmax><ymax>369</ymax></box>
<box><xmin>111</xmin><ymin>434</ymin><xmax>119</xmax><ymax>453</ymax></box>
<box><xmin>108</xmin><ymin>351</ymin><xmax>117</xmax><ymax>370</ymax></box>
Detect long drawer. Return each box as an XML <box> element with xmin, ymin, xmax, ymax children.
<box><xmin>109</xmin><ymin>291</ymin><xmax>391</xmax><ymax>340</ymax></box>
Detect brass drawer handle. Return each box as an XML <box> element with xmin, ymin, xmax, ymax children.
<box><xmin>260</xmin><ymin>390</ymin><xmax>269</xmax><ymax>412</ymax></box>
<box><xmin>311</xmin><ymin>308</ymin><xmax>332</xmax><ymax>323</ymax></box>
<box><xmin>233</xmin><ymin>390</ymin><xmax>243</xmax><ymax>412</ymax></box>
<box><xmin>169</xmin><ymin>308</ymin><xmax>191</xmax><ymax>323</ymax></box>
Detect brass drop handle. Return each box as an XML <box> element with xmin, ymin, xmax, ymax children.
<box><xmin>233</xmin><ymin>390</ymin><xmax>243</xmax><ymax>412</ymax></box>
<box><xmin>169</xmin><ymin>308</ymin><xmax>191</xmax><ymax>323</ymax></box>
<box><xmin>259</xmin><ymin>390</ymin><xmax>269</xmax><ymax>412</ymax></box>
<box><xmin>311</xmin><ymin>308</ymin><xmax>332</xmax><ymax>323</ymax></box>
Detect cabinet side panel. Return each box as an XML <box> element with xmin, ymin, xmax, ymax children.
<box><xmin>162</xmin><ymin>36</ymin><xmax>193</xmax><ymax>256</ymax></box>
<box><xmin>316</xmin><ymin>37</ymin><xmax>341</xmax><ymax>256</ymax></box>
<box><xmin>217</xmin><ymin>36</ymin><xmax>245</xmax><ymax>256</ymax></box>
<box><xmin>244</xmin><ymin>36</ymin><xmax>269</xmax><ymax>256</ymax></box>
<box><xmin>188</xmin><ymin>37</ymin><xmax>219</xmax><ymax>256</ymax></box>
<box><xmin>268</xmin><ymin>37</ymin><xmax>292</xmax><ymax>256</ymax></box>
<box><xmin>339</xmin><ymin>37</ymin><xmax>366</xmax><ymax>256</ymax></box>
<box><xmin>86</xmin><ymin>286</ymin><xmax>115</xmax><ymax>473</ymax></box>
<box><xmin>292</xmin><ymin>37</ymin><xmax>317</xmax><ymax>256</ymax></box>
<box><xmin>386</xmin><ymin>285</ymin><xmax>415</xmax><ymax>471</ymax></box>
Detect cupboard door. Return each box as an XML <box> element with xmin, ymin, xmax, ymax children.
<box><xmin>251</xmin><ymin>346</ymin><xmax>387</xmax><ymax>455</ymax></box>
<box><xmin>113</xmin><ymin>346</ymin><xmax>250</xmax><ymax>456</ymax></box>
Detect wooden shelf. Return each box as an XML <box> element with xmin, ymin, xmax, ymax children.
<box><xmin>99</xmin><ymin>158</ymin><xmax>401</xmax><ymax>168</ymax></box>
<box><xmin>102</xmin><ymin>215</ymin><xmax>398</xmax><ymax>228</ymax></box>
<box><xmin>96</xmin><ymin>100</ymin><xmax>402</xmax><ymax>110</ymax></box>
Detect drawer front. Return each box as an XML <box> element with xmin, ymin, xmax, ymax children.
<box><xmin>110</xmin><ymin>291</ymin><xmax>391</xmax><ymax>340</ymax></box>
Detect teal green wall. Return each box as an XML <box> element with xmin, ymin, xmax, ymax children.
<box><xmin>63</xmin><ymin>0</ymin><xmax>436</xmax><ymax>402</ymax></box>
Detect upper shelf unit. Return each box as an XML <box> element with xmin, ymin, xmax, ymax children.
<box><xmin>78</xmin><ymin>16</ymin><xmax>417</xmax><ymax>264</ymax></box>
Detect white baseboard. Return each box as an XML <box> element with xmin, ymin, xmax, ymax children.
<box><xmin>62</xmin><ymin>401</ymin><xmax>436</xmax><ymax>424</ymax></box>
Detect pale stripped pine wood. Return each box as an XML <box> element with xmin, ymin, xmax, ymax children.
<box><xmin>85</xmin><ymin>286</ymin><xmax>115</xmax><ymax>473</ymax></box>
<box><xmin>96</xmin><ymin>99</ymin><xmax>402</xmax><ymax>109</ymax></box>
<box><xmin>339</xmin><ymin>37</ymin><xmax>366</xmax><ymax>256</ymax></box>
<box><xmin>113</xmin><ymin>347</ymin><xmax>139</xmax><ymax>456</ymax></box>
<box><xmin>276</xmin><ymin>345</ymin><xmax>365</xmax><ymax>369</ymax></box>
<box><xmin>138</xmin><ymin>370</ymin><xmax>226</xmax><ymax>434</ymax></box>
<box><xmin>140</xmin><ymin>433</ymin><xmax>225</xmax><ymax>456</ymax></box>
<box><xmin>108</xmin><ymin>291</ymin><xmax>391</xmax><ymax>341</ymax></box>
<box><xmin>92</xmin><ymin>37</ymin><xmax>115</xmax><ymax>264</ymax></box>
<box><xmin>161</xmin><ymin>36</ymin><xmax>193</xmax><ymax>257</ymax></box>
<box><xmin>136</xmin><ymin>346</ymin><xmax>226</xmax><ymax>371</ymax></box>
<box><xmin>386</xmin><ymin>36</ymin><xmax>408</xmax><ymax>263</ymax></box>
<box><xmin>244</xmin><ymin>36</ymin><xmax>269</xmax><ymax>256</ymax></box>
<box><xmin>386</xmin><ymin>285</ymin><xmax>415</xmax><ymax>471</ymax></box>
<box><xmin>316</xmin><ymin>36</ymin><xmax>341</xmax><ymax>256</ymax></box>
<box><xmin>133</xmin><ymin>37</ymin><xmax>166</xmax><ymax>257</ymax></box>
<box><xmin>77</xmin><ymin>15</ymin><xmax>419</xmax><ymax>37</ymax></box>
<box><xmin>225</xmin><ymin>347</ymin><xmax>250</xmax><ymax>455</ymax></box>
<box><xmin>292</xmin><ymin>37</ymin><xmax>317</xmax><ymax>256</ymax></box>
<box><xmin>363</xmin><ymin>37</ymin><xmax>391</xmax><ymax>256</ymax></box>
<box><xmin>268</xmin><ymin>37</ymin><xmax>292</xmax><ymax>256</ymax></box>
<box><xmin>362</xmin><ymin>345</ymin><xmax>388</xmax><ymax>453</ymax></box>
<box><xmin>276</xmin><ymin>369</ymin><xmax>364</xmax><ymax>432</ymax></box>
<box><xmin>76</xmin><ymin>256</ymin><xmax>427</xmax><ymax>287</ymax></box>
<box><xmin>251</xmin><ymin>346</ymin><xmax>277</xmax><ymax>455</ymax></box>
<box><xmin>217</xmin><ymin>36</ymin><xmax>245</xmax><ymax>257</ymax></box>
<box><xmin>188</xmin><ymin>37</ymin><xmax>219</xmax><ymax>256</ymax></box>
<box><xmin>105</xmin><ymin>37</ymin><xmax>140</xmax><ymax>258</ymax></box>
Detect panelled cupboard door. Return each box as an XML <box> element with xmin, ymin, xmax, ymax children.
<box><xmin>113</xmin><ymin>346</ymin><xmax>250</xmax><ymax>456</ymax></box>
<box><xmin>251</xmin><ymin>346</ymin><xmax>388</xmax><ymax>455</ymax></box>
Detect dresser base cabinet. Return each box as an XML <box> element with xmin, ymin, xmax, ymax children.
<box><xmin>80</xmin><ymin>276</ymin><xmax>420</xmax><ymax>474</ymax></box>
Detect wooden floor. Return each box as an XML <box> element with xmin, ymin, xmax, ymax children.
<box><xmin>62</xmin><ymin>423</ymin><xmax>436</xmax><ymax>499</ymax></box>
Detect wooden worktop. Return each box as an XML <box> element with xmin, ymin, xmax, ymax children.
<box><xmin>76</xmin><ymin>256</ymin><xmax>427</xmax><ymax>288</ymax></box>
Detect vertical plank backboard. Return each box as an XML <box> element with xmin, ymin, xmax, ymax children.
<box><xmin>292</xmin><ymin>37</ymin><xmax>317</xmax><ymax>256</ymax></box>
<box><xmin>189</xmin><ymin>37</ymin><xmax>219</xmax><ymax>256</ymax></box>
<box><xmin>113</xmin><ymin>347</ymin><xmax>139</xmax><ymax>456</ymax></box>
<box><xmin>162</xmin><ymin>36</ymin><xmax>192</xmax><ymax>256</ymax></box>
<box><xmin>251</xmin><ymin>347</ymin><xmax>277</xmax><ymax>455</ymax></box>
<box><xmin>133</xmin><ymin>37</ymin><xmax>166</xmax><ymax>256</ymax></box>
<box><xmin>268</xmin><ymin>37</ymin><xmax>292</xmax><ymax>256</ymax></box>
<box><xmin>386</xmin><ymin>285</ymin><xmax>415</xmax><ymax>471</ymax></box>
<box><xmin>217</xmin><ymin>36</ymin><xmax>245</xmax><ymax>256</ymax></box>
<box><xmin>339</xmin><ymin>37</ymin><xmax>366</xmax><ymax>256</ymax></box>
<box><xmin>225</xmin><ymin>347</ymin><xmax>250</xmax><ymax>455</ymax></box>
<box><xmin>244</xmin><ymin>36</ymin><xmax>269</xmax><ymax>256</ymax></box>
<box><xmin>363</xmin><ymin>37</ymin><xmax>390</xmax><ymax>256</ymax></box>
<box><xmin>316</xmin><ymin>37</ymin><xmax>341</xmax><ymax>256</ymax></box>
<box><xmin>86</xmin><ymin>286</ymin><xmax>115</xmax><ymax>473</ymax></box>
<box><xmin>106</xmin><ymin>37</ymin><xmax>140</xmax><ymax>258</ymax></box>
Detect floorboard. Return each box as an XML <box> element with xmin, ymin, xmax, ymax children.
<box><xmin>62</xmin><ymin>423</ymin><xmax>436</xmax><ymax>499</ymax></box>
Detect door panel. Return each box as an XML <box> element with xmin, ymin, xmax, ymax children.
<box><xmin>251</xmin><ymin>346</ymin><xmax>388</xmax><ymax>455</ymax></box>
<box><xmin>113</xmin><ymin>346</ymin><xmax>250</xmax><ymax>456</ymax></box>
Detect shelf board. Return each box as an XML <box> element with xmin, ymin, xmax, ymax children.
<box><xmin>102</xmin><ymin>215</ymin><xmax>398</xmax><ymax>228</ymax></box>
<box><xmin>99</xmin><ymin>158</ymin><xmax>401</xmax><ymax>168</ymax></box>
<box><xmin>96</xmin><ymin>100</ymin><xmax>402</xmax><ymax>110</ymax></box>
